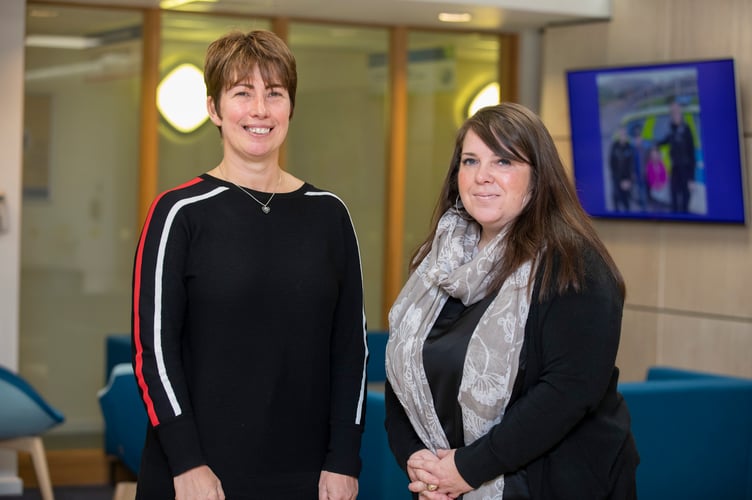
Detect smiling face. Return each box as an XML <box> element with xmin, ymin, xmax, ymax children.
<box><xmin>207</xmin><ymin>64</ymin><xmax>291</xmax><ymax>164</ymax></box>
<box><xmin>457</xmin><ymin>129</ymin><xmax>532</xmax><ymax>246</ymax></box>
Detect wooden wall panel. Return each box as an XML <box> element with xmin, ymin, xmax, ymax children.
<box><xmin>607</xmin><ymin>0</ymin><xmax>671</xmax><ymax>63</ymax></box>
<box><xmin>541</xmin><ymin>0</ymin><xmax>752</xmax><ymax>378</ymax></box>
<box><xmin>662</xmin><ymin>222</ymin><xmax>752</xmax><ymax>317</ymax></box>
<box><xmin>660</xmin><ymin>315</ymin><xmax>752</xmax><ymax>377</ymax></box>
<box><xmin>617</xmin><ymin>308</ymin><xmax>659</xmax><ymax>381</ymax></box>
<box><xmin>551</xmin><ymin>138</ymin><xmax>573</xmax><ymax>176</ymax></box>
<box><xmin>731</xmin><ymin>0</ymin><xmax>752</xmax><ymax>132</ymax></box>
<box><xmin>595</xmin><ymin>221</ymin><xmax>663</xmax><ymax>308</ymax></box>
<box><xmin>667</xmin><ymin>0</ymin><xmax>741</xmax><ymax>60</ymax></box>
<box><xmin>539</xmin><ymin>22</ymin><xmax>609</xmax><ymax>137</ymax></box>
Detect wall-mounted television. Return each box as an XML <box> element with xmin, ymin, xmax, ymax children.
<box><xmin>566</xmin><ymin>58</ymin><xmax>746</xmax><ymax>224</ymax></box>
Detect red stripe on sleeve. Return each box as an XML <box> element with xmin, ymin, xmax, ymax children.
<box><xmin>132</xmin><ymin>177</ymin><xmax>203</xmax><ymax>426</ymax></box>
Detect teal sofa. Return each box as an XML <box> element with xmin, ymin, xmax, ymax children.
<box><xmin>99</xmin><ymin>325</ymin><xmax>752</xmax><ymax>500</ymax></box>
<box><xmin>360</xmin><ymin>353</ymin><xmax>752</xmax><ymax>500</ymax></box>
<box><xmin>360</xmin><ymin>331</ymin><xmax>411</xmax><ymax>499</ymax></box>
<box><xmin>619</xmin><ymin>366</ymin><xmax>752</xmax><ymax>500</ymax></box>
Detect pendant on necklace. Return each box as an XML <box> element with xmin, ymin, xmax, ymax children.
<box><xmin>226</xmin><ymin>173</ymin><xmax>279</xmax><ymax>215</ymax></box>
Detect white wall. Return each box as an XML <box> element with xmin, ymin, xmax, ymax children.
<box><xmin>517</xmin><ymin>28</ymin><xmax>542</xmax><ymax>112</ymax></box>
<box><xmin>0</xmin><ymin>0</ymin><xmax>24</xmax><ymax>370</ymax></box>
<box><xmin>0</xmin><ymin>0</ymin><xmax>26</xmax><ymax>493</ymax></box>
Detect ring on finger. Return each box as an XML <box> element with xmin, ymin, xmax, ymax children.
<box><xmin>427</xmin><ymin>483</ymin><xmax>438</xmax><ymax>492</ymax></box>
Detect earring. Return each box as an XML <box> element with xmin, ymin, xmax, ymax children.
<box><xmin>454</xmin><ymin>195</ymin><xmax>473</xmax><ymax>221</ymax></box>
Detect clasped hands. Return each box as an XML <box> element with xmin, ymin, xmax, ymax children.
<box><xmin>406</xmin><ymin>448</ymin><xmax>472</xmax><ymax>499</ymax></box>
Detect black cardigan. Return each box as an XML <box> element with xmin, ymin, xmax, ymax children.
<box><xmin>385</xmin><ymin>248</ymin><xmax>638</xmax><ymax>499</ymax></box>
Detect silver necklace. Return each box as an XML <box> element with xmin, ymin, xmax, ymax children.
<box><xmin>228</xmin><ymin>173</ymin><xmax>282</xmax><ymax>214</ymax></box>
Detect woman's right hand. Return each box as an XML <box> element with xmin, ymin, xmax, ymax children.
<box><xmin>173</xmin><ymin>465</ymin><xmax>225</xmax><ymax>500</ymax></box>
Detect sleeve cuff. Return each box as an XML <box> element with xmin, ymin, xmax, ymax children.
<box><xmin>454</xmin><ymin>438</ymin><xmax>503</xmax><ymax>489</ymax></box>
<box><xmin>322</xmin><ymin>423</ymin><xmax>364</xmax><ymax>478</ymax></box>
<box><xmin>154</xmin><ymin>415</ymin><xmax>206</xmax><ymax>476</ymax></box>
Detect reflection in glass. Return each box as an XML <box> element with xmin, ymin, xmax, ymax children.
<box><xmin>22</xmin><ymin>4</ymin><xmax>143</xmax><ymax>430</ymax></box>
<box><xmin>19</xmin><ymin>9</ymin><xmax>505</xmax><ymax>436</ymax></box>
<box><xmin>404</xmin><ymin>31</ymin><xmax>500</xmax><ymax>273</ymax></box>
<box><xmin>288</xmin><ymin>22</ymin><xmax>388</xmax><ymax>328</ymax></box>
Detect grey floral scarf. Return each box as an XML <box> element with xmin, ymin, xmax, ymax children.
<box><xmin>386</xmin><ymin>209</ymin><xmax>532</xmax><ymax>499</ymax></box>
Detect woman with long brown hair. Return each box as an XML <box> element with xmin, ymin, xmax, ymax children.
<box><xmin>385</xmin><ymin>102</ymin><xmax>638</xmax><ymax>499</ymax></box>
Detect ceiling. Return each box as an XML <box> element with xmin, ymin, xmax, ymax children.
<box><xmin>23</xmin><ymin>0</ymin><xmax>611</xmax><ymax>88</ymax></box>
<box><xmin>28</xmin><ymin>0</ymin><xmax>612</xmax><ymax>32</ymax></box>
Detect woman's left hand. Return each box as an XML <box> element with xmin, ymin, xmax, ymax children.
<box><xmin>318</xmin><ymin>470</ymin><xmax>357</xmax><ymax>500</ymax></box>
<box><xmin>406</xmin><ymin>449</ymin><xmax>473</xmax><ymax>499</ymax></box>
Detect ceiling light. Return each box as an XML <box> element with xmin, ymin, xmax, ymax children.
<box><xmin>438</xmin><ymin>12</ymin><xmax>472</xmax><ymax>23</ymax></box>
<box><xmin>160</xmin><ymin>0</ymin><xmax>217</xmax><ymax>8</ymax></box>
<box><xmin>25</xmin><ymin>35</ymin><xmax>100</xmax><ymax>50</ymax></box>
<box><xmin>25</xmin><ymin>53</ymin><xmax>136</xmax><ymax>82</ymax></box>
<box><xmin>29</xmin><ymin>9</ymin><xmax>59</xmax><ymax>18</ymax></box>
<box><xmin>157</xmin><ymin>63</ymin><xmax>209</xmax><ymax>134</ymax></box>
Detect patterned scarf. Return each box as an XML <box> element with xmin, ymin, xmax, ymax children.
<box><xmin>386</xmin><ymin>209</ymin><xmax>532</xmax><ymax>499</ymax></box>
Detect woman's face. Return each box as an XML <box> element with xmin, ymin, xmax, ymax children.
<box><xmin>207</xmin><ymin>64</ymin><xmax>291</xmax><ymax>164</ymax></box>
<box><xmin>457</xmin><ymin>129</ymin><xmax>532</xmax><ymax>245</ymax></box>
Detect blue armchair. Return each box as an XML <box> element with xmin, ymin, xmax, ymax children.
<box><xmin>0</xmin><ymin>364</ymin><xmax>65</xmax><ymax>500</ymax></box>
<box><xmin>97</xmin><ymin>362</ymin><xmax>147</xmax><ymax>476</ymax></box>
<box><xmin>619</xmin><ymin>366</ymin><xmax>752</xmax><ymax>500</ymax></box>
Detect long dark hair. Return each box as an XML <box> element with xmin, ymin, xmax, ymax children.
<box><xmin>410</xmin><ymin>102</ymin><xmax>625</xmax><ymax>301</ymax></box>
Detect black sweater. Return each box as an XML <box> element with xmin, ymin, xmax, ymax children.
<box><xmin>132</xmin><ymin>174</ymin><xmax>367</xmax><ymax>499</ymax></box>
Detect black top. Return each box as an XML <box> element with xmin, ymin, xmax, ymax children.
<box><xmin>423</xmin><ymin>295</ymin><xmax>494</xmax><ymax>448</ymax></box>
<box><xmin>423</xmin><ymin>294</ymin><xmax>529</xmax><ymax>499</ymax></box>
<box><xmin>131</xmin><ymin>174</ymin><xmax>367</xmax><ymax>499</ymax></box>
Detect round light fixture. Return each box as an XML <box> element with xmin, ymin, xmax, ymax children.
<box><xmin>467</xmin><ymin>82</ymin><xmax>500</xmax><ymax>118</ymax></box>
<box><xmin>157</xmin><ymin>63</ymin><xmax>209</xmax><ymax>134</ymax></box>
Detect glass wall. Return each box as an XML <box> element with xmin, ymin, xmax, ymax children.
<box><xmin>22</xmin><ymin>4</ymin><xmax>143</xmax><ymax>432</ymax></box>
<box><xmin>403</xmin><ymin>31</ymin><xmax>500</xmax><ymax>272</ymax></box>
<box><xmin>20</xmin><ymin>5</ymin><xmax>504</xmax><ymax>435</ymax></box>
<box><xmin>158</xmin><ymin>17</ymin><xmax>390</xmax><ymax>328</ymax></box>
<box><xmin>288</xmin><ymin>22</ymin><xmax>389</xmax><ymax>329</ymax></box>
